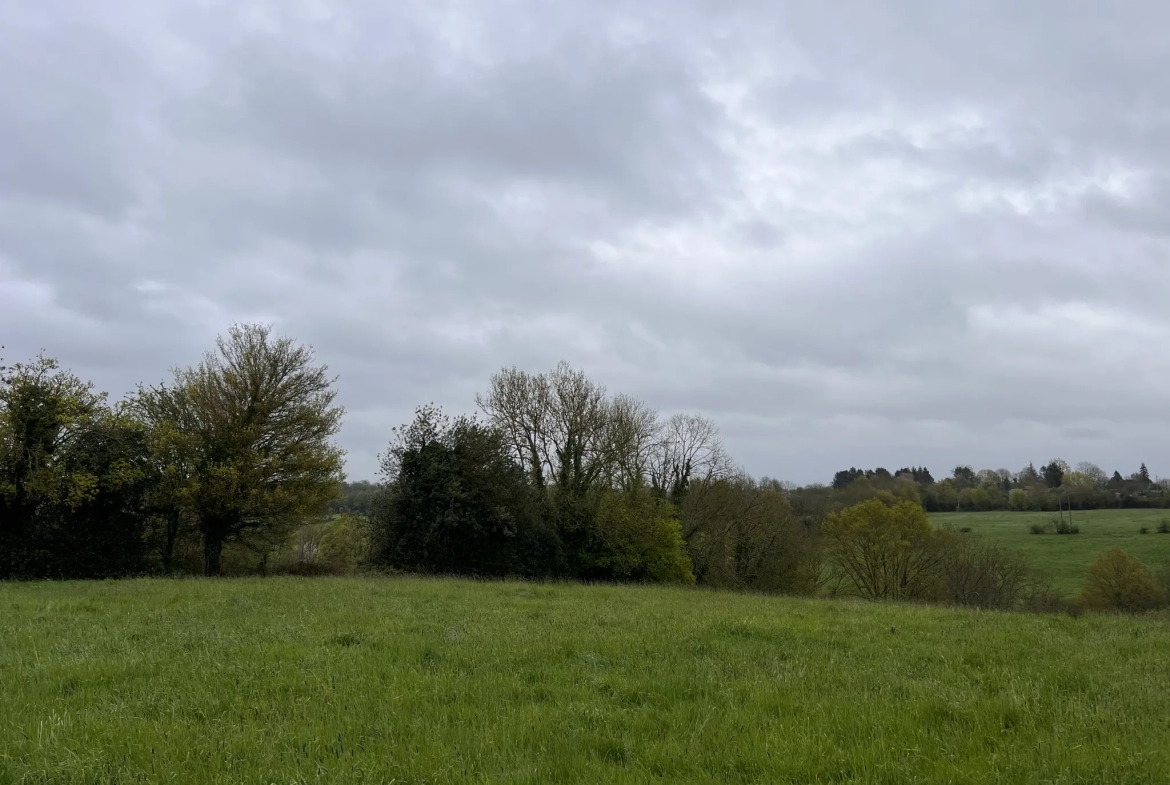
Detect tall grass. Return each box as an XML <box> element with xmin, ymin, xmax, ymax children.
<box><xmin>2</xmin><ymin>577</ymin><xmax>1169</xmax><ymax>783</ymax></box>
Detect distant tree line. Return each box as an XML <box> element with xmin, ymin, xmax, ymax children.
<box><xmin>821</xmin><ymin>460</ymin><xmax>1167</xmax><ymax>513</ymax></box>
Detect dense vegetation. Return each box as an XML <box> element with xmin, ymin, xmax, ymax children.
<box><xmin>2</xmin><ymin>577</ymin><xmax>1169</xmax><ymax>784</ymax></box>
<box><xmin>825</xmin><ymin>461</ymin><xmax>1168</xmax><ymax>512</ymax></box>
<box><xmin>3</xmin><ymin>329</ymin><xmax>1167</xmax><ymax>613</ymax></box>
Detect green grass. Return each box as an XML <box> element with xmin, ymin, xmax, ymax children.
<box><xmin>932</xmin><ymin>508</ymin><xmax>1170</xmax><ymax>595</ymax></box>
<box><xmin>3</xmin><ymin>578</ymin><xmax>1170</xmax><ymax>783</ymax></box>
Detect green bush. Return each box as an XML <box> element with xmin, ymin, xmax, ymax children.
<box><xmin>1158</xmin><ymin>519</ymin><xmax>1170</xmax><ymax>534</ymax></box>
<box><xmin>1080</xmin><ymin>547</ymin><xmax>1168</xmax><ymax>613</ymax></box>
<box><xmin>595</xmin><ymin>490</ymin><xmax>694</xmax><ymax>585</ymax></box>
<box><xmin>824</xmin><ymin>499</ymin><xmax>941</xmax><ymax>601</ymax></box>
<box><xmin>1029</xmin><ymin>522</ymin><xmax>1049</xmax><ymax>535</ymax></box>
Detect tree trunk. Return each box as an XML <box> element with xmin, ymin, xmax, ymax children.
<box><xmin>203</xmin><ymin>535</ymin><xmax>224</xmax><ymax>576</ymax></box>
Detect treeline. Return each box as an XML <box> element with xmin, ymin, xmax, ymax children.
<box><xmin>370</xmin><ymin>365</ymin><xmax>818</xmax><ymax>593</ymax></box>
<box><xmin>823</xmin><ymin>461</ymin><xmax>1168</xmax><ymax>512</ymax></box>
<box><xmin>0</xmin><ymin>326</ymin><xmax>344</xmax><ymax>579</ymax></box>
<box><xmin>0</xmin><ymin>329</ymin><xmax>817</xmax><ymax>594</ymax></box>
<box><xmin>4</xmin><ymin>327</ymin><xmax>1167</xmax><ymax>614</ymax></box>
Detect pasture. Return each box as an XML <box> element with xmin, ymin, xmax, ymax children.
<box><xmin>3</xmin><ymin>577</ymin><xmax>1169</xmax><ymax>783</ymax></box>
<box><xmin>931</xmin><ymin>508</ymin><xmax>1170</xmax><ymax>595</ymax></box>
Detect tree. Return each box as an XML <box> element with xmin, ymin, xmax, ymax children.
<box><xmin>371</xmin><ymin>405</ymin><xmax>548</xmax><ymax>576</ymax></box>
<box><xmin>1080</xmin><ymin>548</ymin><xmax>1167</xmax><ymax>612</ymax></box>
<box><xmin>823</xmin><ymin>499</ymin><xmax>941</xmax><ymax>601</ymax></box>
<box><xmin>1076</xmin><ymin>462</ymin><xmax>1108</xmax><ymax>486</ymax></box>
<box><xmin>593</xmin><ymin>488</ymin><xmax>694</xmax><ymax>584</ymax></box>
<box><xmin>476</xmin><ymin>363</ymin><xmax>612</xmax><ymax>495</ymax></box>
<box><xmin>832</xmin><ymin>468</ymin><xmax>864</xmax><ymax>489</ymax></box>
<box><xmin>952</xmin><ymin>465</ymin><xmax>977</xmax><ymax>488</ymax></box>
<box><xmin>648</xmin><ymin>413</ymin><xmax>733</xmax><ymax>501</ymax></box>
<box><xmin>940</xmin><ymin>537</ymin><xmax>1040</xmax><ymax>610</ymax></box>
<box><xmin>0</xmin><ymin>356</ymin><xmax>150</xmax><ymax>578</ymax></box>
<box><xmin>679</xmin><ymin>475</ymin><xmax>820</xmax><ymax>594</ymax></box>
<box><xmin>140</xmin><ymin>324</ymin><xmax>344</xmax><ymax>575</ymax></box>
<box><xmin>1137</xmin><ymin>463</ymin><xmax>1152</xmax><ymax>486</ymax></box>
<box><xmin>1041</xmin><ymin>460</ymin><xmax>1067</xmax><ymax>489</ymax></box>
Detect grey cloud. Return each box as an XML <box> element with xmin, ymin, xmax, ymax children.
<box><xmin>2</xmin><ymin>0</ymin><xmax>1169</xmax><ymax>483</ymax></box>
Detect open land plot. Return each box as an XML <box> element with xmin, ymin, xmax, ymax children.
<box><xmin>931</xmin><ymin>508</ymin><xmax>1170</xmax><ymax>595</ymax></box>
<box><xmin>2</xmin><ymin>577</ymin><xmax>1169</xmax><ymax>784</ymax></box>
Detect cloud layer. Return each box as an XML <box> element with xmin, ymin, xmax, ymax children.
<box><xmin>3</xmin><ymin>0</ymin><xmax>1169</xmax><ymax>483</ymax></box>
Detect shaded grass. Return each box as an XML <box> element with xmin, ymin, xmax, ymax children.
<box><xmin>2</xmin><ymin>577</ymin><xmax>1170</xmax><ymax>783</ymax></box>
<box><xmin>932</xmin><ymin>508</ymin><xmax>1170</xmax><ymax>595</ymax></box>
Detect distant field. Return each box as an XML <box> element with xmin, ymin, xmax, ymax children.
<box><xmin>3</xmin><ymin>577</ymin><xmax>1170</xmax><ymax>784</ymax></box>
<box><xmin>931</xmin><ymin>508</ymin><xmax>1170</xmax><ymax>595</ymax></box>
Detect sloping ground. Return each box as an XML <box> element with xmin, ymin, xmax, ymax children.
<box><xmin>2</xmin><ymin>577</ymin><xmax>1168</xmax><ymax>784</ymax></box>
<box><xmin>932</xmin><ymin>508</ymin><xmax>1170</xmax><ymax>594</ymax></box>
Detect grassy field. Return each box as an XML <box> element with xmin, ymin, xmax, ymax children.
<box><xmin>931</xmin><ymin>508</ymin><xmax>1170</xmax><ymax>595</ymax></box>
<box><xmin>3</xmin><ymin>578</ymin><xmax>1170</xmax><ymax>783</ymax></box>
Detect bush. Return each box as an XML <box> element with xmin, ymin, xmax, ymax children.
<box><xmin>1158</xmin><ymin>519</ymin><xmax>1170</xmax><ymax>534</ymax></box>
<box><xmin>1140</xmin><ymin>526</ymin><xmax>1150</xmax><ymax>535</ymax></box>
<box><xmin>939</xmin><ymin>536</ymin><xmax>1045</xmax><ymax>611</ymax></box>
<box><xmin>1055</xmin><ymin>520</ymin><xmax>1079</xmax><ymax>535</ymax></box>
<box><xmin>958</xmin><ymin>527</ymin><xmax>972</xmax><ymax>533</ymax></box>
<box><xmin>1080</xmin><ymin>547</ymin><xmax>1168</xmax><ymax>613</ymax></box>
<box><xmin>824</xmin><ymin>499</ymin><xmax>941</xmax><ymax>601</ymax></box>
<box><xmin>594</xmin><ymin>490</ymin><xmax>694</xmax><ymax>584</ymax></box>
<box><xmin>1029</xmin><ymin>522</ymin><xmax>1049</xmax><ymax>535</ymax></box>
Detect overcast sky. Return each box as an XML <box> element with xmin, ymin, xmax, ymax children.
<box><xmin>3</xmin><ymin>1</ymin><xmax>1168</xmax><ymax>484</ymax></box>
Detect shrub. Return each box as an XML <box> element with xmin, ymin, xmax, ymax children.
<box><xmin>1029</xmin><ymin>522</ymin><xmax>1049</xmax><ymax>535</ymax></box>
<box><xmin>1158</xmin><ymin>519</ymin><xmax>1170</xmax><ymax>534</ymax></box>
<box><xmin>317</xmin><ymin>515</ymin><xmax>370</xmax><ymax>573</ymax></box>
<box><xmin>958</xmin><ymin>527</ymin><xmax>972</xmax><ymax>534</ymax></box>
<box><xmin>940</xmin><ymin>536</ymin><xmax>1044</xmax><ymax>611</ymax></box>
<box><xmin>1140</xmin><ymin>526</ymin><xmax>1150</xmax><ymax>535</ymax></box>
<box><xmin>594</xmin><ymin>489</ymin><xmax>694</xmax><ymax>585</ymax></box>
<box><xmin>1055</xmin><ymin>520</ymin><xmax>1079</xmax><ymax>535</ymax></box>
<box><xmin>824</xmin><ymin>499</ymin><xmax>941</xmax><ymax>601</ymax></box>
<box><xmin>1080</xmin><ymin>547</ymin><xmax>1168</xmax><ymax>613</ymax></box>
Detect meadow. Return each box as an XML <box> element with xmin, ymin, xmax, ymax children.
<box><xmin>931</xmin><ymin>508</ymin><xmax>1170</xmax><ymax>595</ymax></box>
<box><xmin>3</xmin><ymin>577</ymin><xmax>1170</xmax><ymax>784</ymax></box>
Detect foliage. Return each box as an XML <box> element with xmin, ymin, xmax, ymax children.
<box><xmin>938</xmin><ymin>535</ymin><xmax>1047</xmax><ymax>610</ymax></box>
<box><xmin>824</xmin><ymin>500</ymin><xmax>942</xmax><ymax>601</ymax></box>
<box><xmin>136</xmin><ymin>324</ymin><xmax>345</xmax><ymax>575</ymax></box>
<box><xmin>372</xmin><ymin>405</ymin><xmax>550</xmax><ymax>577</ymax></box>
<box><xmin>593</xmin><ymin>489</ymin><xmax>694</xmax><ymax>584</ymax></box>
<box><xmin>679</xmin><ymin>477</ymin><xmax>820</xmax><ymax>595</ymax></box>
<box><xmin>0</xmin><ymin>357</ymin><xmax>151</xmax><ymax>578</ymax></box>
<box><xmin>1080</xmin><ymin>547</ymin><xmax>1167</xmax><ymax>613</ymax></box>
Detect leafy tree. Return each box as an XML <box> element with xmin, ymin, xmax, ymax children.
<box><xmin>1080</xmin><ymin>548</ymin><xmax>1167</xmax><ymax>612</ymax></box>
<box><xmin>952</xmin><ymin>466</ymin><xmax>977</xmax><ymax>488</ymax></box>
<box><xmin>1019</xmin><ymin>463</ymin><xmax>1041</xmax><ymax>486</ymax></box>
<box><xmin>593</xmin><ymin>488</ymin><xmax>693</xmax><ymax>584</ymax></box>
<box><xmin>372</xmin><ymin>405</ymin><xmax>549</xmax><ymax>577</ymax></box>
<box><xmin>1041</xmin><ymin>460</ymin><xmax>1067</xmax><ymax>489</ymax></box>
<box><xmin>832</xmin><ymin>468</ymin><xmax>864</xmax><ymax>489</ymax></box>
<box><xmin>0</xmin><ymin>357</ymin><xmax>150</xmax><ymax>578</ymax></box>
<box><xmin>138</xmin><ymin>324</ymin><xmax>344</xmax><ymax>575</ymax></box>
<box><xmin>823</xmin><ymin>499</ymin><xmax>941</xmax><ymax>601</ymax></box>
<box><xmin>680</xmin><ymin>476</ymin><xmax>820</xmax><ymax>595</ymax></box>
<box><xmin>317</xmin><ymin>514</ymin><xmax>370</xmax><ymax>572</ymax></box>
